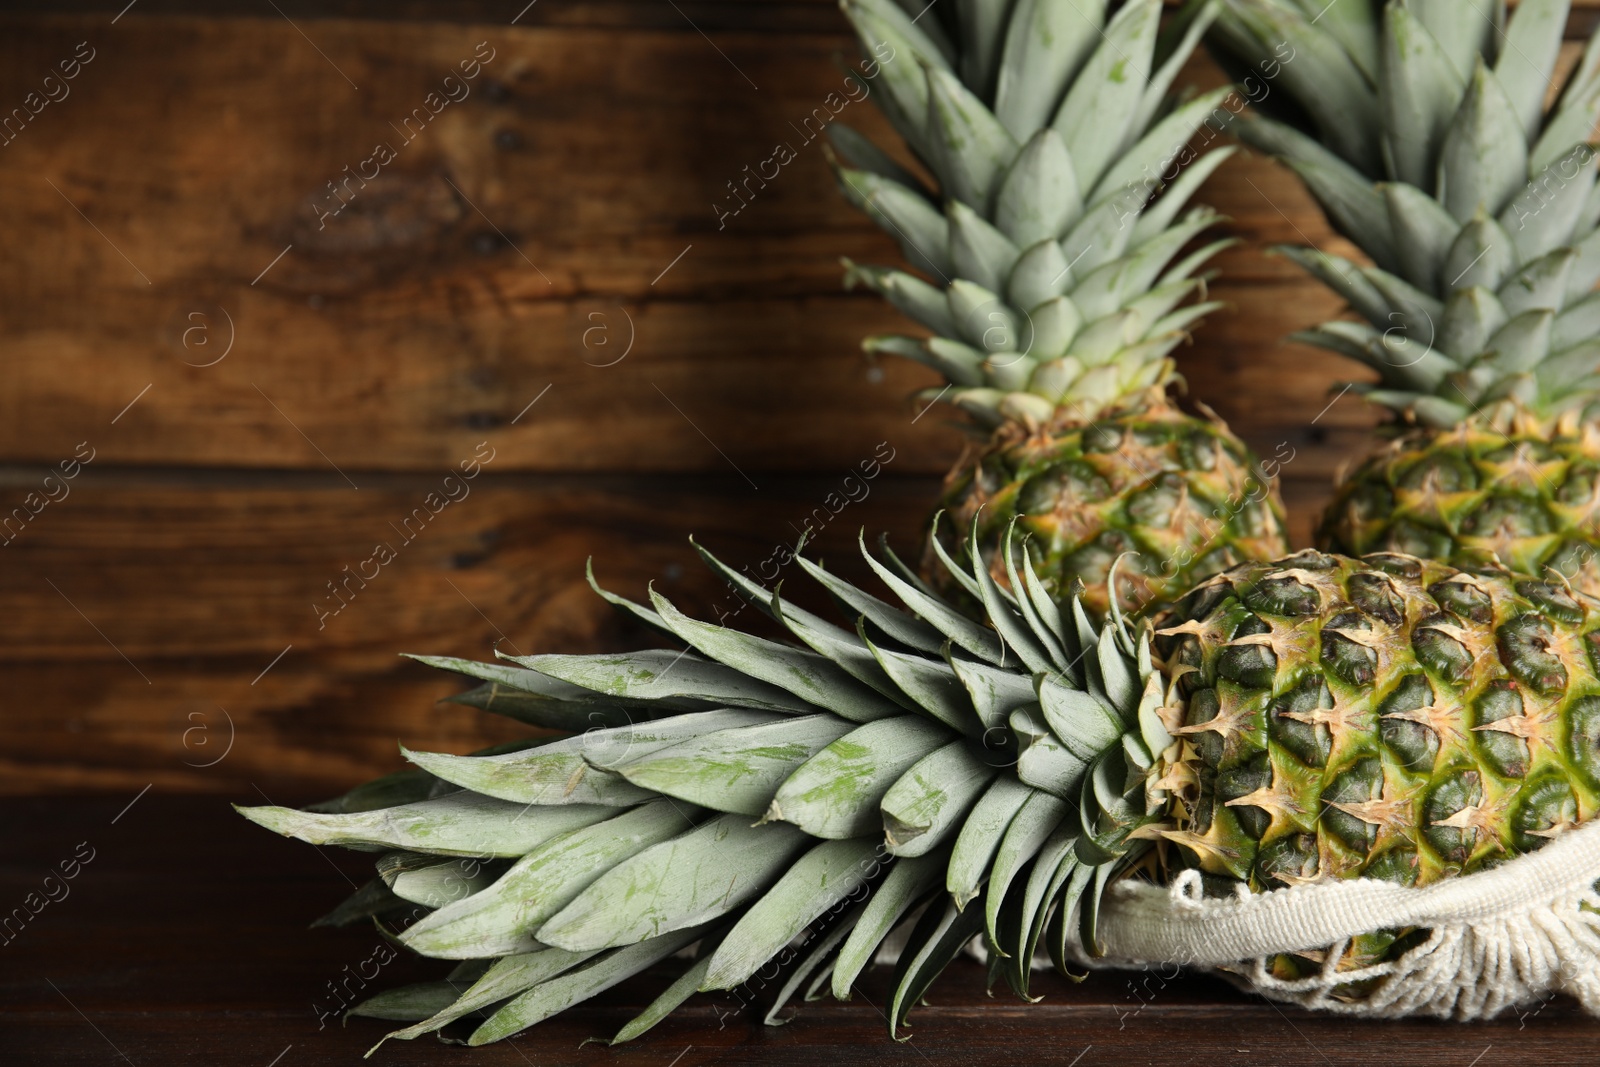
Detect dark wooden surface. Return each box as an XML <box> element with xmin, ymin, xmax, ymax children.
<box><xmin>7</xmin><ymin>794</ymin><xmax>1600</xmax><ymax>1066</ymax></box>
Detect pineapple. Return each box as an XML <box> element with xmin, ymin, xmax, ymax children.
<box><xmin>835</xmin><ymin>0</ymin><xmax>1288</xmax><ymax>616</ymax></box>
<box><xmin>241</xmin><ymin>528</ymin><xmax>1600</xmax><ymax>1042</ymax></box>
<box><xmin>1205</xmin><ymin>0</ymin><xmax>1600</xmax><ymax>592</ymax></box>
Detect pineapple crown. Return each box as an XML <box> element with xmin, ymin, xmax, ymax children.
<box><xmin>834</xmin><ymin>0</ymin><xmax>1242</xmax><ymax>428</ymax></box>
<box><xmin>240</xmin><ymin>521</ymin><xmax>1178</xmax><ymax>1043</ymax></box>
<box><xmin>1207</xmin><ymin>0</ymin><xmax>1600</xmax><ymax>427</ymax></box>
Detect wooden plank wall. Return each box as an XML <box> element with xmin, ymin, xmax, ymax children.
<box><xmin>1</xmin><ymin>1</ymin><xmax>1592</xmax><ymax>794</ymax></box>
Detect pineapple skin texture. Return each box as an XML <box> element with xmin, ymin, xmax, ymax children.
<box><xmin>932</xmin><ymin>393</ymin><xmax>1290</xmax><ymax>618</ymax></box>
<box><xmin>1317</xmin><ymin>414</ymin><xmax>1600</xmax><ymax>599</ymax></box>
<box><xmin>1155</xmin><ymin>551</ymin><xmax>1600</xmax><ymax>898</ymax></box>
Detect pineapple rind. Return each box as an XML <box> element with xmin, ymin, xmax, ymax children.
<box><xmin>1154</xmin><ymin>548</ymin><xmax>1600</xmax><ymax>970</ymax></box>
<box><xmin>1319</xmin><ymin>408</ymin><xmax>1600</xmax><ymax>590</ymax></box>
<box><xmin>933</xmin><ymin>390</ymin><xmax>1289</xmax><ymax>617</ymax></box>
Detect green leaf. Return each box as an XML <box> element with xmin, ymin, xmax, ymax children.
<box><xmin>925</xmin><ymin>64</ymin><xmax>1019</xmax><ymax>213</ymax></box>
<box><xmin>609</xmin><ymin>714</ymin><xmax>855</xmax><ymax>816</ymax></box>
<box><xmin>762</xmin><ymin>903</ymin><xmax>863</xmax><ymax>1025</ymax></box>
<box><xmin>945</xmin><ymin>775</ymin><xmax>1035</xmax><ymax>908</ymax></box>
<box><xmin>771</xmin><ymin>590</ymin><xmax>920</xmax><ymax>714</ymax></box>
<box><xmin>831</xmin><ymin>851</ymin><xmax>946</xmax><ymax>999</ymax></box>
<box><xmin>1441</xmin><ymin>216</ymin><xmax>1515</xmax><ymax>294</ymax></box>
<box><xmin>378</xmin><ymin>852</ymin><xmax>507</xmax><ymax>908</ymax></box>
<box><xmin>1000</xmin><ymin>533</ymin><xmax>1066</xmax><ymax>666</ymax></box>
<box><xmin>1485</xmin><ymin>308</ymin><xmax>1556</xmax><ymax>376</ymax></box>
<box><xmin>510</xmin><ymin>649</ymin><xmax>815</xmax><ymax>714</ymax></box>
<box><xmin>769</xmin><ymin>716</ymin><xmax>952</xmax><ymax>839</ymax></box>
<box><xmin>837</xmin><ymin>167</ymin><xmax>951</xmax><ymax>280</ymax></box>
<box><xmin>1095</xmin><ymin>87</ymin><xmax>1232</xmax><ymax>204</ymax></box>
<box><xmin>1230</xmin><ymin>0</ymin><xmax>1383</xmax><ymax>174</ymax></box>
<box><xmin>236</xmin><ymin>792</ymin><xmax>613</xmax><ymax>859</ymax></box>
<box><xmin>1135</xmin><ymin>0</ymin><xmax>1222</xmax><ymax>132</ymax></box>
<box><xmin>1438</xmin><ymin>62</ymin><xmax>1530</xmax><ymax>223</ymax></box>
<box><xmin>1361</xmin><ymin>266</ymin><xmax>1444</xmax><ymax>345</ymax></box>
<box><xmin>1003</xmin><ymin>820</ymin><xmax>1079</xmax><ymax>992</ymax></box>
<box><xmin>702</xmin><ymin>837</ymin><xmax>883</xmax><ymax>989</ymax></box>
<box><xmin>880</xmin><ymin>739</ymin><xmax>996</xmax><ymax>857</ymax></box>
<box><xmin>1052</xmin><ymin>0</ymin><xmax>1160</xmax><ymax>192</ymax></box>
<box><xmin>793</xmin><ymin>555</ymin><xmax>944</xmax><ymax>655</ymax></box>
<box><xmin>1275</xmin><ymin>247</ymin><xmax>1389</xmax><ymax>328</ymax></box>
<box><xmin>398</xmin><ymin>800</ymin><xmax>700</xmax><ymax>959</ymax></box>
<box><xmin>1071</xmin><ymin>209</ymin><xmax>1220</xmax><ymax>322</ymax></box>
<box><xmin>1534</xmin><ymin>339</ymin><xmax>1600</xmax><ymax>396</ymax></box>
<box><xmin>348</xmin><ymin>982</ymin><xmax>463</xmax><ymax>1024</ymax></box>
<box><xmin>888</xmin><ymin>899</ymin><xmax>986</xmax><ymax>1035</ymax></box>
<box><xmin>948</xmin><ymin>648</ymin><xmax>1039</xmax><ymax>731</ymax></box>
<box><xmin>983</xmin><ymin>789</ymin><xmax>1072</xmax><ymax>947</ymax></box>
<box><xmin>1011</xmin><ymin>707</ymin><xmax>1090</xmax><ymax>797</ymax></box>
<box><xmin>1552</xmin><ymin>291</ymin><xmax>1600</xmax><ymax>352</ymax></box>
<box><xmin>949</xmin><ymin>199</ymin><xmax>1022</xmax><ymax>294</ymax></box>
<box><xmin>1569</xmin><ymin>223</ymin><xmax>1600</xmax><ymax>298</ymax></box>
<box><xmin>954</xmin><ymin>0</ymin><xmax>1010</xmax><ymax>99</ymax></box>
<box><xmin>862</xmin><ymin>535</ymin><xmax>1006</xmax><ymax>663</ymax></box>
<box><xmin>1534</xmin><ymin>77</ymin><xmax>1600</xmax><ymax>174</ymax></box>
<box><xmin>610</xmin><ymin>950</ymin><xmax>717</xmax><ymax>1044</ymax></box>
<box><xmin>538</xmin><ymin>815</ymin><xmax>810</xmax><ymax>951</ymax></box>
<box><xmin>377</xmin><ymin>948</ymin><xmax>593</xmax><ymax>1046</ymax></box>
<box><xmin>311</xmin><ymin>878</ymin><xmax>405</xmax><ymax>929</ymax></box>
<box><xmin>996</xmin><ymin>128</ymin><xmax>1083</xmax><ymax>248</ymax></box>
<box><xmin>1006</xmin><ymin>239</ymin><xmax>1072</xmax><ymax>319</ymax></box>
<box><xmin>1379</xmin><ymin>2</ymin><xmax>1466</xmax><ymax>193</ymax></box>
<box><xmin>649</xmin><ymin>588</ymin><xmax>896</xmax><ymax>723</ymax></box>
<box><xmin>441</xmin><ymin>681</ymin><xmax>654</xmax><ymax>731</ymax></box>
<box><xmin>1135</xmin><ymin>675</ymin><xmax>1173</xmax><ymax>763</ymax></box>
<box><xmin>1236</xmin><ymin>115</ymin><xmax>1398</xmax><ymax>273</ymax></box>
<box><xmin>1132</xmin><ymin>145</ymin><xmax>1236</xmax><ymax>244</ymax></box>
<box><xmin>858</xmin><ymin>624</ymin><xmax>979</xmax><ymax>733</ymax></box>
<box><xmin>1493</xmin><ymin>0</ymin><xmax>1568</xmax><ymax>138</ymax></box>
<box><xmin>865</xmin><ymin>334</ymin><xmax>987</xmax><ymax>387</ymax></box>
<box><xmin>1382</xmin><ymin>182</ymin><xmax>1461</xmax><ymax>293</ymax></box>
<box><xmin>850</xmin><ymin>0</ymin><xmax>955</xmax><ymax>69</ymax></box>
<box><xmin>469</xmin><ymin>924</ymin><xmax>713</xmax><ymax>1045</ymax></box>
<box><xmin>965</xmin><ymin>525</ymin><xmax>1053</xmax><ymax>675</ymax></box>
<box><xmin>1059</xmin><ymin>179</ymin><xmax>1155</xmax><ymax>277</ymax></box>
<box><xmin>1498</xmin><ymin>249</ymin><xmax>1577</xmax><ymax>319</ymax></box>
<box><xmin>1035</xmin><ymin>674</ymin><xmax>1125</xmax><ymax>762</ymax></box>
<box><xmin>994</xmin><ymin>0</ymin><xmax>1106</xmax><ymax>140</ymax></box>
<box><xmin>1500</xmin><ymin>145</ymin><xmax>1598</xmax><ymax>266</ymax></box>
<box><xmin>403</xmin><ymin>709</ymin><xmax>781</xmax><ymax>806</ymax></box>
<box><xmin>827</xmin><ymin>123</ymin><xmax>931</xmax><ymax>196</ymax></box>
<box><xmin>839</xmin><ymin>0</ymin><xmax>951</xmax><ymax>158</ymax></box>
<box><xmin>303</xmin><ymin>767</ymin><xmax>436</xmax><ymax>815</ymax></box>
<box><xmin>1410</xmin><ymin>0</ymin><xmax>1494</xmax><ymax>83</ymax></box>
<box><xmin>1024</xmin><ymin>294</ymin><xmax>1086</xmax><ymax>360</ymax></box>
<box><xmin>844</xmin><ymin>263</ymin><xmax>960</xmax><ymax>336</ymax></box>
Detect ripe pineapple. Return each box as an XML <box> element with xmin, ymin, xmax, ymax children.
<box><xmin>1206</xmin><ymin>0</ymin><xmax>1600</xmax><ymax>592</ymax></box>
<box><xmin>242</xmin><ymin>529</ymin><xmax>1600</xmax><ymax>1042</ymax></box>
<box><xmin>836</xmin><ymin>0</ymin><xmax>1288</xmax><ymax>616</ymax></box>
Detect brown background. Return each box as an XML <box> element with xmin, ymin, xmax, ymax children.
<box><xmin>4</xmin><ymin>0</ymin><xmax>1597</xmax><ymax>798</ymax></box>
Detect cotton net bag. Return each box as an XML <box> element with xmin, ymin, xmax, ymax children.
<box><xmin>1060</xmin><ymin>818</ymin><xmax>1600</xmax><ymax>1018</ymax></box>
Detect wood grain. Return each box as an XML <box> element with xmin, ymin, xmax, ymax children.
<box><xmin>0</xmin><ymin>14</ymin><xmax>1361</xmax><ymax>477</ymax></box>
<box><xmin>5</xmin><ymin>795</ymin><xmax>1599</xmax><ymax>1065</ymax></box>
<box><xmin>0</xmin><ymin>474</ymin><xmax>937</xmax><ymax>793</ymax></box>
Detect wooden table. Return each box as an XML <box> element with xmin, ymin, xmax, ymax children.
<box><xmin>8</xmin><ymin>794</ymin><xmax>1600</xmax><ymax>1066</ymax></box>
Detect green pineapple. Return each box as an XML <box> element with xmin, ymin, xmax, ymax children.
<box><xmin>836</xmin><ymin>0</ymin><xmax>1288</xmax><ymax>617</ymax></box>
<box><xmin>241</xmin><ymin>529</ymin><xmax>1600</xmax><ymax>1041</ymax></box>
<box><xmin>1206</xmin><ymin>0</ymin><xmax>1600</xmax><ymax>593</ymax></box>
